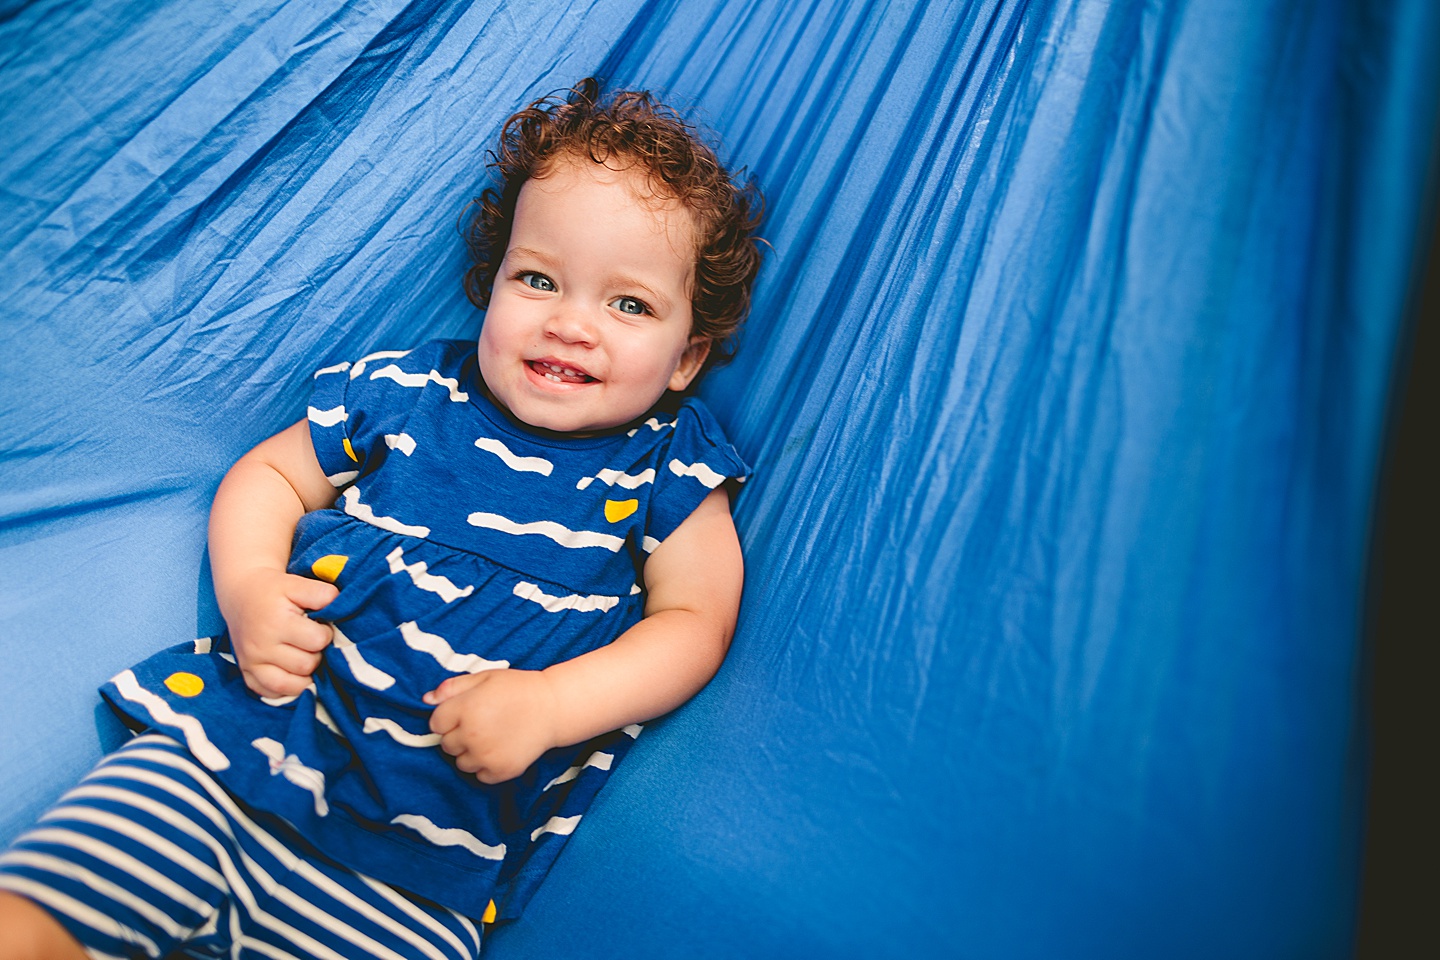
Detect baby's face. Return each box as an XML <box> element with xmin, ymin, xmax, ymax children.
<box><xmin>477</xmin><ymin>157</ymin><xmax>709</xmax><ymax>434</ymax></box>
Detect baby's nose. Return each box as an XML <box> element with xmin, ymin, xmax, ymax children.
<box><xmin>545</xmin><ymin>304</ymin><xmax>598</xmax><ymax>344</ymax></box>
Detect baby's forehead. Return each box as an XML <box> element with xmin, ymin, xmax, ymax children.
<box><xmin>510</xmin><ymin>157</ymin><xmax>699</xmax><ymax>289</ymax></box>
<box><xmin>538</xmin><ymin>153</ymin><xmax>698</xmax><ymax>218</ymax></box>
<box><xmin>525</xmin><ymin>156</ymin><xmax>701</xmax><ymax>256</ymax></box>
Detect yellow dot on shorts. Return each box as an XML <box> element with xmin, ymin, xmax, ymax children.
<box><xmin>482</xmin><ymin>900</ymin><xmax>497</xmax><ymax>924</ymax></box>
<box><xmin>164</xmin><ymin>672</ymin><xmax>204</xmax><ymax>697</ymax></box>
<box><xmin>311</xmin><ymin>554</ymin><xmax>349</xmax><ymax>583</ymax></box>
<box><xmin>343</xmin><ymin>437</ymin><xmax>359</xmax><ymax>462</ymax></box>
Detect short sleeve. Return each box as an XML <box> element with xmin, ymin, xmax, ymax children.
<box><xmin>306</xmin><ymin>341</ymin><xmax>463</xmax><ymax>488</ymax></box>
<box><xmin>643</xmin><ymin>398</ymin><xmax>751</xmax><ymax>548</ymax></box>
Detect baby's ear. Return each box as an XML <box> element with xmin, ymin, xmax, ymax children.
<box><xmin>668</xmin><ymin>337</ymin><xmax>712</xmax><ymax>392</ymax></box>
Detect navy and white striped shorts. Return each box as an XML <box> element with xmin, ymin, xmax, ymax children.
<box><xmin>0</xmin><ymin>734</ymin><xmax>484</xmax><ymax>959</ymax></box>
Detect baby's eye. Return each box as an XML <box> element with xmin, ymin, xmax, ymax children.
<box><xmin>610</xmin><ymin>296</ymin><xmax>648</xmax><ymax>316</ymax></box>
<box><xmin>520</xmin><ymin>272</ymin><xmax>556</xmax><ymax>292</ymax></box>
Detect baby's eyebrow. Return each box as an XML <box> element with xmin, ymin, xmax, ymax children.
<box><xmin>505</xmin><ymin>245</ymin><xmax>561</xmax><ymax>269</ymax></box>
<box><xmin>604</xmin><ymin>273</ymin><xmax>673</xmax><ymax>311</ymax></box>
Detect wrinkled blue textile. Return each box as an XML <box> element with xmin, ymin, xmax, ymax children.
<box><xmin>1</xmin><ymin>1</ymin><xmax>1436</xmax><ymax>957</ymax></box>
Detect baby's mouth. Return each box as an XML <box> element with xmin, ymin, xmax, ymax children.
<box><xmin>529</xmin><ymin>360</ymin><xmax>596</xmax><ymax>384</ymax></box>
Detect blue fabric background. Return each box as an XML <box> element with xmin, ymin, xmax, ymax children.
<box><xmin>1</xmin><ymin>1</ymin><xmax>1436</xmax><ymax>956</ymax></box>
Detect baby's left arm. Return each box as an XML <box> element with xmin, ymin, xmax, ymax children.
<box><xmin>425</xmin><ymin>486</ymin><xmax>743</xmax><ymax>784</ymax></box>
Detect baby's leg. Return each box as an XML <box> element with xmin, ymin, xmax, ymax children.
<box><xmin>0</xmin><ymin>733</ymin><xmax>232</xmax><ymax>958</ymax></box>
<box><xmin>0</xmin><ymin>892</ymin><xmax>87</xmax><ymax>959</ymax></box>
<box><xmin>0</xmin><ymin>732</ymin><xmax>485</xmax><ymax>959</ymax></box>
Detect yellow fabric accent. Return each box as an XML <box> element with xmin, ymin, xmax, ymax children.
<box><xmin>604</xmin><ymin>499</ymin><xmax>638</xmax><ymax>523</ymax></box>
<box><xmin>343</xmin><ymin>437</ymin><xmax>359</xmax><ymax>462</ymax></box>
<box><xmin>311</xmin><ymin>555</ymin><xmax>348</xmax><ymax>583</ymax></box>
<box><xmin>164</xmin><ymin>672</ymin><xmax>204</xmax><ymax>697</ymax></box>
<box><xmin>482</xmin><ymin>900</ymin><xmax>497</xmax><ymax>924</ymax></box>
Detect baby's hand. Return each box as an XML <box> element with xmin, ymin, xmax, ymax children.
<box><xmin>223</xmin><ymin>568</ymin><xmax>338</xmax><ymax>699</ymax></box>
<box><xmin>424</xmin><ymin>670</ymin><xmax>560</xmax><ymax>784</ymax></box>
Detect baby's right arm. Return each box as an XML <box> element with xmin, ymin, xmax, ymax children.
<box><xmin>209</xmin><ymin>420</ymin><xmax>340</xmax><ymax>699</ymax></box>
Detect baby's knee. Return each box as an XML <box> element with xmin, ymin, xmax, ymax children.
<box><xmin>0</xmin><ymin>891</ymin><xmax>88</xmax><ymax>960</ymax></box>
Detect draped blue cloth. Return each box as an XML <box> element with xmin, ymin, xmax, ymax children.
<box><xmin>1</xmin><ymin>1</ymin><xmax>1435</xmax><ymax>956</ymax></box>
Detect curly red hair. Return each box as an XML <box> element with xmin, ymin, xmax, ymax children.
<box><xmin>463</xmin><ymin>78</ymin><xmax>764</xmax><ymax>378</ymax></box>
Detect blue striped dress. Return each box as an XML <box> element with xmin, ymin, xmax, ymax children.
<box><xmin>101</xmin><ymin>339</ymin><xmax>750</xmax><ymax>922</ymax></box>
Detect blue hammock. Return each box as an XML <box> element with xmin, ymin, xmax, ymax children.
<box><xmin>1</xmin><ymin>1</ymin><xmax>1435</xmax><ymax>956</ymax></box>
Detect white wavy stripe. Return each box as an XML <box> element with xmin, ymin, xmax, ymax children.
<box><xmin>642</xmin><ymin>535</ymin><xmax>661</xmax><ymax>554</ymax></box>
<box><xmin>512</xmin><ymin>581</ymin><xmax>618</xmax><ymax>614</ymax></box>
<box><xmin>349</xmin><ymin>349</ymin><xmax>411</xmax><ymax>379</ymax></box>
<box><xmin>330</xmin><ymin>624</ymin><xmax>396</xmax><ymax>690</ymax></box>
<box><xmin>94</xmin><ymin>752</ymin><xmax>449</xmax><ymax>960</ymax></box>
<box><xmin>530</xmin><ymin>815</ymin><xmax>581</xmax><ymax>842</ymax></box>
<box><xmin>0</xmin><ymin>874</ymin><xmax>159</xmax><ymax>956</ymax></box>
<box><xmin>630</xmin><ymin>583</ymin><xmax>642</xmax><ymax>595</ymax></box>
<box><xmin>627</xmin><ymin>417</ymin><xmax>674</xmax><ymax>436</ymax></box>
<box><xmin>667</xmin><ymin>458</ymin><xmax>727</xmax><ymax>489</ymax></box>
<box><xmin>467</xmin><ymin>512</ymin><xmax>624</xmax><ymax>551</ymax></box>
<box><xmin>111</xmin><ymin>670</ymin><xmax>229</xmax><ymax>771</ymax></box>
<box><xmin>307</xmin><ymin>405</ymin><xmax>347</xmax><ymax>427</ymax></box>
<box><xmin>399</xmin><ymin>621</ymin><xmax>507</xmax><ymax>674</ymax></box>
<box><xmin>0</xmin><ymin>848</ymin><xmax>192</xmax><ymax>940</ymax></box>
<box><xmin>542</xmin><ymin>752</ymin><xmax>615</xmax><ymax>791</ymax></box>
<box><xmin>313</xmin><ymin>699</ymin><xmax>341</xmax><ymax>736</ymax></box>
<box><xmin>252</xmin><ymin>739</ymin><xmax>329</xmax><ymax>817</ymax></box>
<box><xmin>313</xmin><ymin>361</ymin><xmax>351</xmax><ymax>378</ymax></box>
<box><xmin>192</xmin><ymin>636</ymin><xmax>213</xmax><ymax>654</ymax></box>
<box><xmin>341</xmin><ymin>486</ymin><xmax>431</xmax><ymax>538</ymax></box>
<box><xmin>474</xmin><ymin>436</ymin><xmax>553</xmax><ymax>475</ymax></box>
<box><xmin>386</xmin><ymin>546</ymin><xmax>474</xmax><ymax>603</ymax></box>
<box><xmin>363</xmin><ymin>717</ymin><xmax>442</xmax><ymax>748</ymax></box>
<box><xmin>385</xmin><ymin>433</ymin><xmax>416</xmax><ymax>455</ymax></box>
<box><xmin>623</xmin><ymin>723</ymin><xmax>644</xmax><ymax>738</ymax></box>
<box><xmin>576</xmin><ymin>467</ymin><xmax>655</xmax><ymax>490</ymax></box>
<box><xmin>326</xmin><ymin>469</ymin><xmax>359</xmax><ymax>487</ymax></box>
<box><xmin>369</xmin><ymin>364</ymin><xmax>469</xmax><ymax>402</ymax></box>
<box><xmin>21</xmin><ymin>810</ymin><xmax>220</xmax><ymax>906</ymax></box>
<box><xmin>390</xmin><ymin>813</ymin><xmax>505</xmax><ymax>860</ymax></box>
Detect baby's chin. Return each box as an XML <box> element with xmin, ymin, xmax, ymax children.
<box><xmin>494</xmin><ymin>394</ymin><xmax>664</xmax><ymax>438</ymax></box>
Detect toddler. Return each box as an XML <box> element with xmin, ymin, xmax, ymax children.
<box><xmin>0</xmin><ymin>77</ymin><xmax>763</xmax><ymax>959</ymax></box>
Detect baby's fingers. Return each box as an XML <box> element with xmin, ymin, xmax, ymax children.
<box><xmin>244</xmin><ymin>661</ymin><xmax>315</xmax><ymax>700</ymax></box>
<box><xmin>267</xmin><ymin>642</ymin><xmax>325</xmax><ymax>678</ymax></box>
<box><xmin>436</xmin><ymin>730</ymin><xmax>521</xmax><ymax>782</ymax></box>
<box><xmin>438</xmin><ymin>728</ymin><xmax>472</xmax><ymax>763</ymax></box>
<box><xmin>285</xmin><ymin>574</ymin><xmax>340</xmax><ymax>613</ymax></box>
<box><xmin>427</xmin><ymin>689</ymin><xmax>466</xmax><ymax>735</ymax></box>
<box><xmin>423</xmin><ymin>671</ymin><xmax>487</xmax><ymax>708</ymax></box>
<box><xmin>284</xmin><ymin>617</ymin><xmax>335</xmax><ymax>654</ymax></box>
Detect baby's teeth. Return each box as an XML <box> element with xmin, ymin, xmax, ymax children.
<box><xmin>544</xmin><ymin>372</ymin><xmax>561</xmax><ymax>382</ymax></box>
